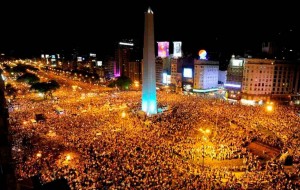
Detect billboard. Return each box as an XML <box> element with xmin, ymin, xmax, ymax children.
<box><xmin>97</xmin><ymin>61</ymin><xmax>102</xmax><ymax>66</ymax></box>
<box><xmin>232</xmin><ymin>60</ymin><xmax>243</xmax><ymax>67</ymax></box>
<box><xmin>77</xmin><ymin>57</ymin><xmax>82</xmax><ymax>62</ymax></box>
<box><xmin>183</xmin><ymin>68</ymin><xmax>192</xmax><ymax>78</ymax></box>
<box><xmin>173</xmin><ymin>41</ymin><xmax>182</xmax><ymax>57</ymax></box>
<box><xmin>198</xmin><ymin>50</ymin><xmax>207</xmax><ymax>60</ymax></box>
<box><xmin>157</xmin><ymin>42</ymin><xmax>169</xmax><ymax>58</ymax></box>
<box><xmin>90</xmin><ymin>53</ymin><xmax>96</xmax><ymax>57</ymax></box>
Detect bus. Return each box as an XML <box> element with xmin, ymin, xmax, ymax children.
<box><xmin>53</xmin><ymin>105</ymin><xmax>64</xmax><ymax>114</ymax></box>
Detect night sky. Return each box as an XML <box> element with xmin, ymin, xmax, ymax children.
<box><xmin>1</xmin><ymin>1</ymin><xmax>298</xmax><ymax>58</ymax></box>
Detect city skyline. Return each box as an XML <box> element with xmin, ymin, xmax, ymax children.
<box><xmin>1</xmin><ymin>1</ymin><xmax>299</xmax><ymax>58</ymax></box>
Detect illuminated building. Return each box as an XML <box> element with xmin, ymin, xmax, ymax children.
<box><xmin>88</xmin><ymin>53</ymin><xmax>97</xmax><ymax>71</ymax></box>
<box><xmin>170</xmin><ymin>58</ymin><xmax>182</xmax><ymax>87</ymax></box>
<box><xmin>104</xmin><ymin>58</ymin><xmax>115</xmax><ymax>79</ymax></box>
<box><xmin>229</xmin><ymin>58</ymin><xmax>300</xmax><ymax>102</ymax></box>
<box><xmin>194</xmin><ymin>59</ymin><xmax>219</xmax><ymax>90</ymax></box>
<box><xmin>114</xmin><ymin>39</ymin><xmax>142</xmax><ymax>80</ymax></box>
<box><xmin>114</xmin><ymin>39</ymin><xmax>134</xmax><ymax>77</ymax></box>
<box><xmin>128</xmin><ymin>61</ymin><xmax>141</xmax><ymax>82</ymax></box>
<box><xmin>270</xmin><ymin>60</ymin><xmax>299</xmax><ymax>98</ymax></box>
<box><xmin>225</xmin><ymin>55</ymin><xmax>245</xmax><ymax>100</ymax></box>
<box><xmin>218</xmin><ymin>70</ymin><xmax>227</xmax><ymax>84</ymax></box>
<box><xmin>155</xmin><ymin>57</ymin><xmax>163</xmax><ymax>84</ymax></box>
<box><xmin>142</xmin><ymin>7</ymin><xmax>157</xmax><ymax>114</ymax></box>
<box><xmin>179</xmin><ymin>56</ymin><xmax>194</xmax><ymax>92</ymax></box>
<box><xmin>242</xmin><ymin>59</ymin><xmax>275</xmax><ymax>96</ymax></box>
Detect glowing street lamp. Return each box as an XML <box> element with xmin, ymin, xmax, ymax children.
<box><xmin>36</xmin><ymin>152</ymin><xmax>42</xmax><ymax>158</ymax></box>
<box><xmin>121</xmin><ymin>111</ymin><xmax>126</xmax><ymax>119</ymax></box>
<box><xmin>66</xmin><ymin>154</ymin><xmax>71</xmax><ymax>161</ymax></box>
<box><xmin>121</xmin><ymin>111</ymin><xmax>126</xmax><ymax>128</ymax></box>
<box><xmin>266</xmin><ymin>105</ymin><xmax>273</xmax><ymax>112</ymax></box>
<box><xmin>134</xmin><ymin>81</ymin><xmax>139</xmax><ymax>87</ymax></box>
<box><xmin>205</xmin><ymin>129</ymin><xmax>211</xmax><ymax>134</ymax></box>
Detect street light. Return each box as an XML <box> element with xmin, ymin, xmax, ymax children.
<box><xmin>266</xmin><ymin>102</ymin><xmax>274</xmax><ymax>112</ymax></box>
<box><xmin>121</xmin><ymin>111</ymin><xmax>126</xmax><ymax>119</ymax></box>
<box><xmin>121</xmin><ymin>111</ymin><xmax>126</xmax><ymax>128</ymax></box>
<box><xmin>266</xmin><ymin>105</ymin><xmax>273</xmax><ymax>112</ymax></box>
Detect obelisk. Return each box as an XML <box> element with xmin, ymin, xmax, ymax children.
<box><xmin>142</xmin><ymin>7</ymin><xmax>157</xmax><ymax>115</ymax></box>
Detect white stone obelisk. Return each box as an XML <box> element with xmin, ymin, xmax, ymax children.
<box><xmin>142</xmin><ymin>7</ymin><xmax>157</xmax><ymax>115</ymax></box>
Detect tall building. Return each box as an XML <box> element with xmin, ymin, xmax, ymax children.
<box><xmin>272</xmin><ymin>60</ymin><xmax>297</xmax><ymax>96</ymax></box>
<box><xmin>194</xmin><ymin>59</ymin><xmax>219</xmax><ymax>90</ymax></box>
<box><xmin>155</xmin><ymin>57</ymin><xmax>163</xmax><ymax>84</ymax></box>
<box><xmin>225</xmin><ymin>56</ymin><xmax>245</xmax><ymax>100</ymax></box>
<box><xmin>142</xmin><ymin>7</ymin><xmax>157</xmax><ymax>115</ymax></box>
<box><xmin>242</xmin><ymin>59</ymin><xmax>275</xmax><ymax>96</ymax></box>
<box><xmin>104</xmin><ymin>58</ymin><xmax>115</xmax><ymax>79</ymax></box>
<box><xmin>128</xmin><ymin>61</ymin><xmax>141</xmax><ymax>82</ymax></box>
<box><xmin>171</xmin><ymin>59</ymin><xmax>178</xmax><ymax>84</ymax></box>
<box><xmin>114</xmin><ymin>40</ymin><xmax>134</xmax><ymax>77</ymax></box>
<box><xmin>227</xmin><ymin>57</ymin><xmax>300</xmax><ymax>102</ymax></box>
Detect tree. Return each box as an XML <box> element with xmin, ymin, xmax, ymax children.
<box><xmin>108</xmin><ymin>76</ymin><xmax>132</xmax><ymax>90</ymax></box>
<box><xmin>12</xmin><ymin>64</ymin><xmax>38</xmax><ymax>73</ymax></box>
<box><xmin>17</xmin><ymin>73</ymin><xmax>40</xmax><ymax>84</ymax></box>
<box><xmin>30</xmin><ymin>80</ymin><xmax>60</xmax><ymax>99</ymax></box>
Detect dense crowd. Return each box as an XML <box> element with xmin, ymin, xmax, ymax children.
<box><xmin>7</xmin><ymin>72</ymin><xmax>300</xmax><ymax>189</ymax></box>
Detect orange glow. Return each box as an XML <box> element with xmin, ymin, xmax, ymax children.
<box><xmin>121</xmin><ymin>111</ymin><xmax>126</xmax><ymax>118</ymax></box>
<box><xmin>266</xmin><ymin>105</ymin><xmax>273</xmax><ymax>112</ymax></box>
<box><xmin>66</xmin><ymin>154</ymin><xmax>71</xmax><ymax>161</ymax></box>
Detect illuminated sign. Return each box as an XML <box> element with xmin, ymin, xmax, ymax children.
<box><xmin>45</xmin><ymin>54</ymin><xmax>50</xmax><ymax>59</ymax></box>
<box><xmin>162</xmin><ymin>73</ymin><xmax>171</xmax><ymax>84</ymax></box>
<box><xmin>232</xmin><ymin>60</ymin><xmax>243</xmax><ymax>67</ymax></box>
<box><xmin>167</xmin><ymin>75</ymin><xmax>171</xmax><ymax>84</ymax></box>
<box><xmin>224</xmin><ymin>84</ymin><xmax>241</xmax><ymax>88</ymax></box>
<box><xmin>163</xmin><ymin>73</ymin><xmax>167</xmax><ymax>84</ymax></box>
<box><xmin>173</xmin><ymin>41</ymin><xmax>182</xmax><ymax>57</ymax></box>
<box><xmin>157</xmin><ymin>42</ymin><xmax>169</xmax><ymax>58</ymax></box>
<box><xmin>51</xmin><ymin>55</ymin><xmax>55</xmax><ymax>59</ymax></box>
<box><xmin>41</xmin><ymin>54</ymin><xmax>45</xmax><ymax>58</ymax></box>
<box><xmin>198</xmin><ymin>50</ymin><xmax>207</xmax><ymax>60</ymax></box>
<box><xmin>77</xmin><ymin>57</ymin><xmax>83</xmax><ymax>62</ymax></box>
<box><xmin>119</xmin><ymin>42</ymin><xmax>134</xmax><ymax>46</ymax></box>
<box><xmin>240</xmin><ymin>99</ymin><xmax>256</xmax><ymax>106</ymax></box>
<box><xmin>183</xmin><ymin>68</ymin><xmax>192</xmax><ymax>78</ymax></box>
<box><xmin>97</xmin><ymin>61</ymin><xmax>102</xmax><ymax>66</ymax></box>
<box><xmin>193</xmin><ymin>88</ymin><xmax>219</xmax><ymax>93</ymax></box>
<box><xmin>90</xmin><ymin>53</ymin><xmax>96</xmax><ymax>57</ymax></box>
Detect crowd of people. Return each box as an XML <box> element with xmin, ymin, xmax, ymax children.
<box><xmin>6</xmin><ymin>71</ymin><xmax>300</xmax><ymax>189</ymax></box>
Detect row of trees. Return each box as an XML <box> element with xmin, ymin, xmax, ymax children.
<box><xmin>4</xmin><ymin>64</ymin><xmax>60</xmax><ymax>99</ymax></box>
<box><xmin>108</xmin><ymin>76</ymin><xmax>132</xmax><ymax>90</ymax></box>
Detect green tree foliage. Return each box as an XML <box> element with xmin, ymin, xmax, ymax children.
<box><xmin>108</xmin><ymin>76</ymin><xmax>132</xmax><ymax>90</ymax></box>
<box><xmin>12</xmin><ymin>64</ymin><xmax>38</xmax><ymax>73</ymax></box>
<box><xmin>30</xmin><ymin>80</ymin><xmax>60</xmax><ymax>99</ymax></box>
<box><xmin>17</xmin><ymin>73</ymin><xmax>40</xmax><ymax>84</ymax></box>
